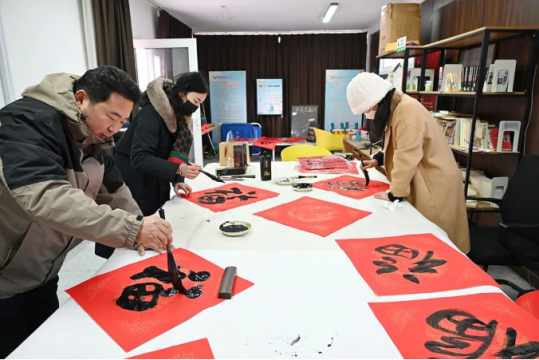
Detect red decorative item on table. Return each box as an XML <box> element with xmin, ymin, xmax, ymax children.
<box><xmin>369</xmin><ymin>293</ymin><xmax>539</xmax><ymax>359</ymax></box>
<box><xmin>255</xmin><ymin>196</ymin><xmax>371</xmax><ymax>237</ymax></box>
<box><xmin>313</xmin><ymin>175</ymin><xmax>389</xmax><ymax>200</ymax></box>
<box><xmin>252</xmin><ymin>136</ymin><xmax>282</xmax><ymax>150</ymax></box>
<box><xmin>336</xmin><ymin>233</ymin><xmax>499</xmax><ymax>296</ymax></box>
<box><xmin>128</xmin><ymin>338</ymin><xmax>215</xmax><ymax>359</ymax></box>
<box><xmin>67</xmin><ymin>249</ymin><xmax>254</xmax><ymax>352</ymax></box>
<box><xmin>297</xmin><ymin>156</ymin><xmax>359</xmax><ymax>175</ymax></box>
<box><xmin>184</xmin><ymin>183</ymin><xmax>279</xmax><ymax>212</ymax></box>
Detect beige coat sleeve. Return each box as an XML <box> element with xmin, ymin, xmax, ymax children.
<box><xmin>389</xmin><ymin>123</ymin><xmax>425</xmax><ymax>198</ymax></box>
<box><xmin>11</xmin><ymin>180</ymin><xmax>142</xmax><ymax>249</ymax></box>
<box><xmin>96</xmin><ymin>184</ymin><xmax>143</xmax><ymax>216</ymax></box>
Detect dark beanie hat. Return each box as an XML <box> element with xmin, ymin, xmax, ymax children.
<box><xmin>174</xmin><ymin>72</ymin><xmax>209</xmax><ymax>94</ymax></box>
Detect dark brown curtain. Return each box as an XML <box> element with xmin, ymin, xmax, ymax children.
<box><xmin>195</xmin><ymin>33</ymin><xmax>367</xmax><ymax>137</ymax></box>
<box><xmin>91</xmin><ymin>0</ymin><xmax>137</xmax><ymax>81</ymax></box>
<box><xmin>157</xmin><ymin>11</ymin><xmax>193</xmax><ymax>38</ymax></box>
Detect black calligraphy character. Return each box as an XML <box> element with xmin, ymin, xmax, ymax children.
<box><xmin>199</xmin><ymin>187</ymin><xmax>257</xmax><ymax>204</ymax></box>
<box><xmin>425</xmin><ymin>309</ymin><xmax>497</xmax><ymax>358</ymax></box>
<box><xmin>375</xmin><ymin>244</ymin><xmax>420</xmax><ymax>259</ymax></box>
<box><xmin>373</xmin><ymin>245</ymin><xmax>446</xmax><ymax>284</ymax></box>
<box><xmin>226</xmin><ymin>191</ymin><xmax>258</xmax><ymax>202</ymax></box>
<box><xmin>495</xmin><ymin>327</ymin><xmax>539</xmax><ymax>359</ymax></box>
<box><xmin>409</xmin><ymin>251</ymin><xmax>447</xmax><ymax>276</ymax></box>
<box><xmin>327</xmin><ymin>180</ymin><xmax>367</xmax><ymax>191</ymax></box>
<box><xmin>129</xmin><ymin>265</ymin><xmax>186</xmax><ymax>283</ymax></box>
<box><xmin>116</xmin><ymin>266</ymin><xmax>212</xmax><ymax>311</ymax></box>
<box><xmin>425</xmin><ymin>310</ymin><xmax>539</xmax><ymax>359</ymax></box>
<box><xmin>199</xmin><ymin>195</ymin><xmax>226</xmax><ymax>204</ymax></box>
<box><xmin>116</xmin><ymin>283</ymin><xmax>166</xmax><ymax>311</ymax></box>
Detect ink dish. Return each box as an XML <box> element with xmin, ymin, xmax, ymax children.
<box><xmin>292</xmin><ymin>183</ymin><xmax>313</xmax><ymax>192</ymax></box>
<box><xmin>219</xmin><ymin>221</ymin><xmax>252</xmax><ymax>237</ymax></box>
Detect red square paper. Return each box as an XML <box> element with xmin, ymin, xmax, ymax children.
<box><xmin>252</xmin><ymin>137</ymin><xmax>281</xmax><ymax>150</ymax></box>
<box><xmin>185</xmin><ymin>183</ymin><xmax>279</xmax><ymax>212</ymax></box>
<box><xmin>128</xmin><ymin>338</ymin><xmax>215</xmax><ymax>359</ymax></box>
<box><xmin>313</xmin><ymin>175</ymin><xmax>390</xmax><ymax>200</ymax></box>
<box><xmin>336</xmin><ymin>233</ymin><xmax>499</xmax><ymax>296</ymax></box>
<box><xmin>67</xmin><ymin>249</ymin><xmax>254</xmax><ymax>352</ymax></box>
<box><xmin>369</xmin><ymin>293</ymin><xmax>539</xmax><ymax>359</ymax></box>
<box><xmin>254</xmin><ymin>196</ymin><xmax>371</xmax><ymax>237</ymax></box>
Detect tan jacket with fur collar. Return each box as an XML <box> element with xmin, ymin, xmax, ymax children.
<box><xmin>382</xmin><ymin>90</ymin><xmax>470</xmax><ymax>253</ymax></box>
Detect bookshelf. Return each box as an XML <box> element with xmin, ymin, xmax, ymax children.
<box><xmin>377</xmin><ymin>26</ymin><xmax>539</xmax><ymax>204</ymax></box>
<box><xmin>406</xmin><ymin>91</ymin><xmax>527</xmax><ymax>97</ymax></box>
<box><xmin>449</xmin><ymin>145</ymin><xmax>520</xmax><ymax>156</ymax></box>
<box><xmin>376</xmin><ymin>46</ymin><xmax>424</xmax><ymax>60</ymax></box>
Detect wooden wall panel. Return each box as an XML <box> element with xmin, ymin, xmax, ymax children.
<box><xmin>482</xmin><ymin>0</ymin><xmax>539</xmax><ymax>26</ymax></box>
<box><xmin>433</xmin><ymin>0</ymin><xmax>485</xmax><ymax>41</ymax></box>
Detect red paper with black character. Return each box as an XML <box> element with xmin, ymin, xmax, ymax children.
<box><xmin>252</xmin><ymin>136</ymin><xmax>281</xmax><ymax>150</ymax></box>
<box><xmin>369</xmin><ymin>293</ymin><xmax>539</xmax><ymax>359</ymax></box>
<box><xmin>314</xmin><ymin>175</ymin><xmax>390</xmax><ymax>200</ymax></box>
<box><xmin>254</xmin><ymin>196</ymin><xmax>371</xmax><ymax>237</ymax></box>
<box><xmin>184</xmin><ymin>183</ymin><xmax>279</xmax><ymax>212</ymax></box>
<box><xmin>336</xmin><ymin>233</ymin><xmax>499</xmax><ymax>296</ymax></box>
<box><xmin>128</xmin><ymin>338</ymin><xmax>215</xmax><ymax>359</ymax></box>
<box><xmin>66</xmin><ymin>249</ymin><xmax>254</xmax><ymax>352</ymax></box>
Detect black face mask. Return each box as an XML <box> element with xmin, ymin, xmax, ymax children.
<box><xmin>180</xmin><ymin>100</ymin><xmax>198</xmax><ymax>116</ymax></box>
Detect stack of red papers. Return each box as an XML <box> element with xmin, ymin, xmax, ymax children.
<box><xmin>297</xmin><ymin>156</ymin><xmax>359</xmax><ymax>175</ymax></box>
<box><xmin>252</xmin><ymin>137</ymin><xmax>282</xmax><ymax>150</ymax></box>
<box><xmin>298</xmin><ymin>156</ymin><xmax>349</xmax><ymax>170</ymax></box>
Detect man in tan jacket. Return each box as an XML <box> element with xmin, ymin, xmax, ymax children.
<box><xmin>0</xmin><ymin>66</ymin><xmax>173</xmax><ymax>357</ymax></box>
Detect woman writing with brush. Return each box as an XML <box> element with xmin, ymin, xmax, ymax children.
<box><xmin>346</xmin><ymin>72</ymin><xmax>469</xmax><ymax>253</ymax></box>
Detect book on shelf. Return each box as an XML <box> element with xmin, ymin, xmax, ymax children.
<box><xmin>490</xmin><ymin>128</ymin><xmax>513</xmax><ymax>151</ymax></box>
<box><xmin>483</xmin><ymin>65</ymin><xmax>495</xmax><ymax>92</ymax></box>
<box><xmin>432</xmin><ymin>111</ymin><xmax>500</xmax><ymax>152</ymax></box>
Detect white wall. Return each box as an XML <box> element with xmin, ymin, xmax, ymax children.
<box><xmin>129</xmin><ymin>0</ymin><xmax>158</xmax><ymax>39</ymax></box>
<box><xmin>0</xmin><ymin>0</ymin><xmax>89</xmax><ymax>98</ymax></box>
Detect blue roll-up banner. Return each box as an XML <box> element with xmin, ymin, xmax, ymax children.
<box><xmin>324</xmin><ymin>70</ymin><xmax>364</xmax><ymax>131</ymax></box>
<box><xmin>209</xmin><ymin>71</ymin><xmax>247</xmax><ymax>142</ymax></box>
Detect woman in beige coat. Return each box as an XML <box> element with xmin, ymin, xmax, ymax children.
<box><xmin>347</xmin><ymin>72</ymin><xmax>470</xmax><ymax>253</ymax></box>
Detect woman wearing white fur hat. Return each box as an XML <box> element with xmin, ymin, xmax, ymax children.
<box><xmin>347</xmin><ymin>72</ymin><xmax>469</xmax><ymax>253</ymax></box>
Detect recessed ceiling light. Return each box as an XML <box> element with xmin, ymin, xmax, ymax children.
<box><xmin>322</xmin><ymin>3</ymin><xmax>338</xmax><ymax>23</ymax></box>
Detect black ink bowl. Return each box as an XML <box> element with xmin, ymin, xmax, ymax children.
<box><xmin>219</xmin><ymin>221</ymin><xmax>252</xmax><ymax>237</ymax></box>
<box><xmin>292</xmin><ymin>182</ymin><xmax>314</xmax><ymax>192</ymax></box>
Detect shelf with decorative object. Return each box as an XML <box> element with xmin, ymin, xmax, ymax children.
<box><xmin>377</xmin><ymin>27</ymin><xmax>539</xmax><ymax>209</ymax></box>
<box><xmin>407</xmin><ymin>91</ymin><xmax>527</xmax><ymax>97</ymax></box>
<box><xmin>376</xmin><ymin>46</ymin><xmax>424</xmax><ymax>59</ymax></box>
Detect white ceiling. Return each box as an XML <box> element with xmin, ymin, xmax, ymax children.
<box><xmin>154</xmin><ymin>0</ymin><xmax>424</xmax><ymax>33</ymax></box>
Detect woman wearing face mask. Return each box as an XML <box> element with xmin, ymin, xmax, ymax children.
<box><xmin>347</xmin><ymin>72</ymin><xmax>469</xmax><ymax>253</ymax></box>
<box><xmin>113</xmin><ymin>72</ymin><xmax>207</xmax><ymax>217</ymax></box>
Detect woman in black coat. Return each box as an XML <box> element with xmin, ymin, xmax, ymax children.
<box><xmin>95</xmin><ymin>73</ymin><xmax>208</xmax><ymax>259</ymax></box>
<box><xmin>114</xmin><ymin>72</ymin><xmax>208</xmax><ymax>216</ymax></box>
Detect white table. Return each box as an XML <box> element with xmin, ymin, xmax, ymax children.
<box><xmin>10</xmin><ymin>162</ymin><xmax>501</xmax><ymax>359</ymax></box>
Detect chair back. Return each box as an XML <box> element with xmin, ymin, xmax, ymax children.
<box><xmin>281</xmin><ymin>145</ymin><xmax>332</xmax><ymax>162</ymax></box>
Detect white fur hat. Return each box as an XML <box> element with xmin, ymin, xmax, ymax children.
<box><xmin>347</xmin><ymin>72</ymin><xmax>394</xmax><ymax>115</ymax></box>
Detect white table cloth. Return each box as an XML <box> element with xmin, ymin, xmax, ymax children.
<box><xmin>10</xmin><ymin>162</ymin><xmax>500</xmax><ymax>359</ymax></box>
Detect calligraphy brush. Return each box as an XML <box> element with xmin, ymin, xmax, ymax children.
<box><xmin>359</xmin><ymin>157</ymin><xmax>370</xmax><ymax>186</ymax></box>
<box><xmin>186</xmin><ymin>162</ymin><xmax>225</xmax><ymax>183</ymax></box>
<box><xmin>159</xmin><ymin>208</ymin><xmax>187</xmax><ymax>294</ymax></box>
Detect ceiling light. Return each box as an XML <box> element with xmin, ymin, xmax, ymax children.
<box><xmin>322</xmin><ymin>3</ymin><xmax>338</xmax><ymax>23</ymax></box>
